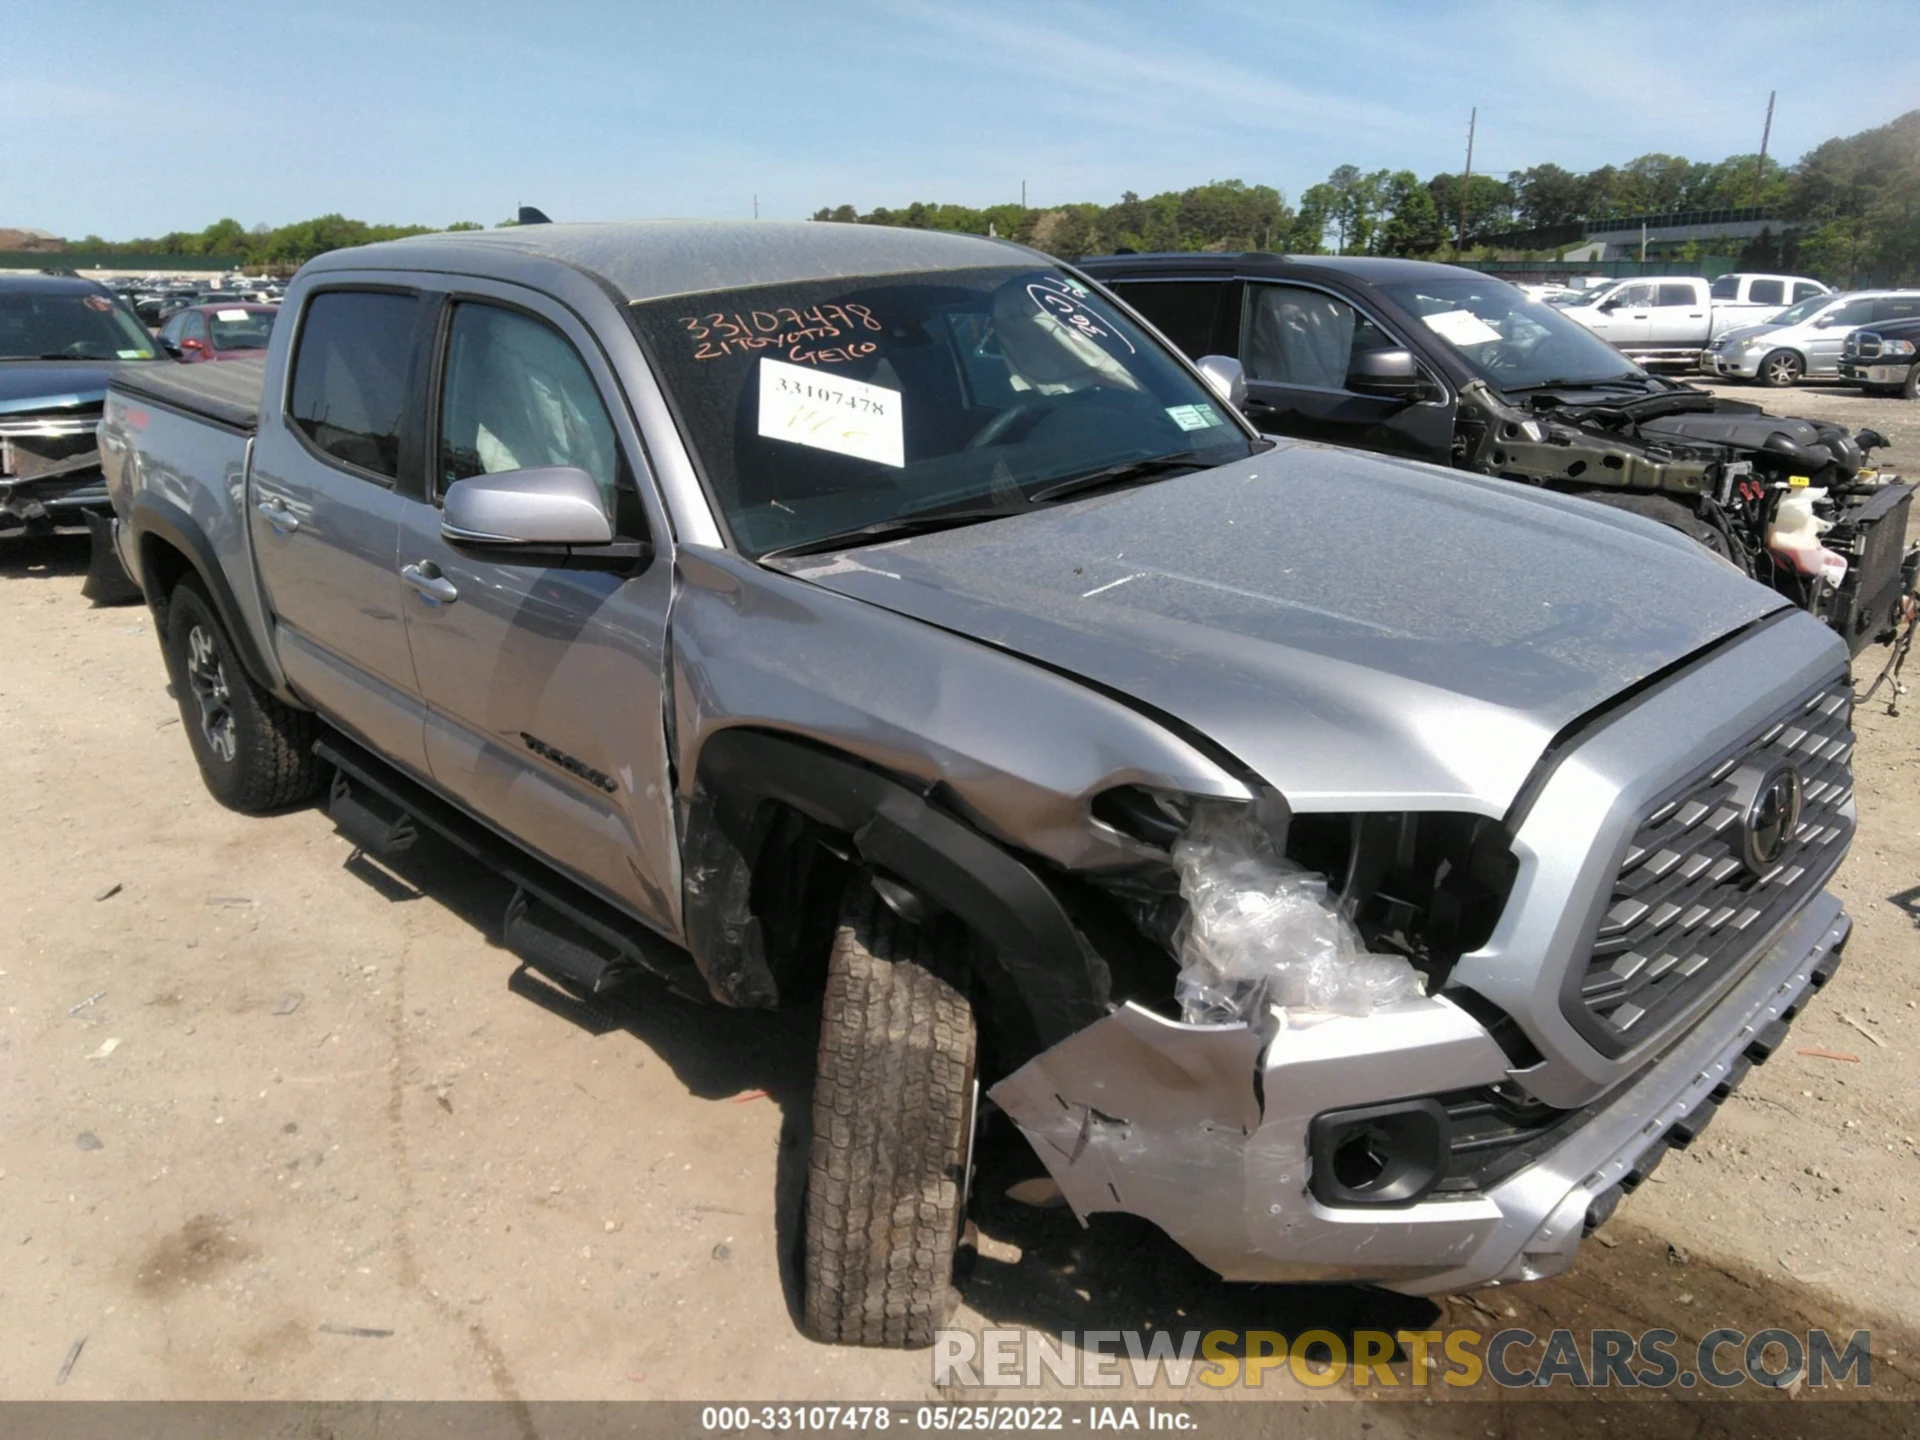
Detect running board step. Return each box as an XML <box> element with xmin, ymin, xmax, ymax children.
<box><xmin>503</xmin><ymin>886</ymin><xmax>642</xmax><ymax>996</ymax></box>
<box><xmin>327</xmin><ymin>771</ymin><xmax>419</xmax><ymax>856</ymax></box>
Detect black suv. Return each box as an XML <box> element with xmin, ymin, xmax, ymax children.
<box><xmin>1078</xmin><ymin>252</ymin><xmax>1917</xmax><ymax>655</ymax></box>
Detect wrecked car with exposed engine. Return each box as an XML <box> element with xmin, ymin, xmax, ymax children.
<box><xmin>1083</xmin><ymin>253</ymin><xmax>1919</xmax><ymax>660</ymax></box>
<box><xmin>0</xmin><ymin>271</ymin><xmax>160</xmax><ymax>544</ymax></box>
<box><xmin>98</xmin><ymin>221</ymin><xmax>1857</xmax><ymax>1348</ymax></box>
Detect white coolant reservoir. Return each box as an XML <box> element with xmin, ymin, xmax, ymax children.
<box><xmin>1768</xmin><ymin>487</ymin><xmax>1848</xmax><ymax>588</ymax></box>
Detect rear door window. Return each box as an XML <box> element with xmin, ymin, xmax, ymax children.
<box><xmin>1873</xmin><ymin>296</ymin><xmax>1920</xmax><ymax>323</ymax></box>
<box><xmin>1710</xmin><ymin>276</ymin><xmax>1740</xmax><ymax>300</ymax></box>
<box><xmin>1748</xmin><ymin>279</ymin><xmax>1786</xmax><ymax>306</ymax></box>
<box><xmin>1656</xmin><ymin>283</ymin><xmax>1698</xmax><ymax>307</ymax></box>
<box><xmin>287</xmin><ymin>290</ymin><xmax>420</xmax><ymax>481</ymax></box>
<box><xmin>1110</xmin><ymin>280</ymin><xmax>1227</xmax><ymax>359</ymax></box>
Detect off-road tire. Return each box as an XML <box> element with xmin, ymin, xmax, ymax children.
<box><xmin>1759</xmin><ymin>349</ymin><xmax>1804</xmax><ymax>388</ymax></box>
<box><xmin>1903</xmin><ymin>362</ymin><xmax>1920</xmax><ymax>401</ymax></box>
<box><xmin>164</xmin><ymin>579</ymin><xmax>322</xmax><ymax>813</ymax></box>
<box><xmin>803</xmin><ymin>881</ymin><xmax>977</xmax><ymax>1348</ymax></box>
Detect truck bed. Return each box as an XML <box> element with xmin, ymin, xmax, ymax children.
<box><xmin>110</xmin><ymin>356</ymin><xmax>264</xmax><ymax>433</ymax></box>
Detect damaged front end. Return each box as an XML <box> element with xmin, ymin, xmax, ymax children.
<box><xmin>0</xmin><ymin>406</ymin><xmax>108</xmax><ymax>538</ymax></box>
<box><xmin>1453</xmin><ymin>378</ymin><xmax>1919</xmax><ymax>656</ymax></box>
<box><xmin>991</xmin><ymin>795</ymin><xmax>1851</xmax><ymax>1292</ymax></box>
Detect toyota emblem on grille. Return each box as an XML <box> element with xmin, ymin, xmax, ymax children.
<box><xmin>1741</xmin><ymin>766</ymin><xmax>1803</xmax><ymax>873</ymax></box>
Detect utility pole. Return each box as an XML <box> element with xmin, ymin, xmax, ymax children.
<box><xmin>1458</xmin><ymin>107</ymin><xmax>1476</xmax><ymax>255</ymax></box>
<box><xmin>752</xmin><ymin>193</ymin><xmax>759</xmax><ymax>220</ymax></box>
<box><xmin>1021</xmin><ymin>180</ymin><xmax>1027</xmax><ymax>210</ymax></box>
<box><xmin>1751</xmin><ymin>91</ymin><xmax>1776</xmax><ymax>206</ymax></box>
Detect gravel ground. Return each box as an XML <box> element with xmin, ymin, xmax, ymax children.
<box><xmin>1</xmin><ymin>379</ymin><xmax>1916</xmax><ymax>1432</ymax></box>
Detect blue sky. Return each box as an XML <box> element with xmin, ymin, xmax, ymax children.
<box><xmin>8</xmin><ymin>0</ymin><xmax>1919</xmax><ymax>238</ymax></box>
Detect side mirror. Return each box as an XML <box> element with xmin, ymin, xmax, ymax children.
<box><xmin>1347</xmin><ymin>348</ymin><xmax>1425</xmax><ymax>400</ymax></box>
<box><xmin>1813</xmin><ymin>314</ymin><xmax>1840</xmax><ymax>328</ymax></box>
<box><xmin>1596</xmin><ymin>297</ymin><xmax>1621</xmax><ymax>312</ymax></box>
<box><xmin>1193</xmin><ymin>354</ymin><xmax>1246</xmax><ymax>408</ymax></box>
<box><xmin>442</xmin><ymin>465</ymin><xmax>615</xmax><ymax>547</ymax></box>
<box><xmin>160</xmin><ymin>339</ymin><xmax>182</xmax><ymax>358</ymax></box>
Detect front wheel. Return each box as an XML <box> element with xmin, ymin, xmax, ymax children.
<box><xmin>1904</xmin><ymin>362</ymin><xmax>1920</xmax><ymax>400</ymax></box>
<box><xmin>164</xmin><ymin>579</ymin><xmax>322</xmax><ymax>813</ymax></box>
<box><xmin>1759</xmin><ymin>349</ymin><xmax>1804</xmax><ymax>388</ymax></box>
<box><xmin>803</xmin><ymin>880</ymin><xmax>977</xmax><ymax>1348</ymax></box>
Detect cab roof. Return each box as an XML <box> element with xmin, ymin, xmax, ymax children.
<box><xmin>308</xmin><ymin>220</ymin><xmax>1040</xmax><ymax>304</ymax></box>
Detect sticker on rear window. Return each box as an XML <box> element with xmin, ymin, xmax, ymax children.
<box><xmin>215</xmin><ymin>308</ymin><xmax>250</xmax><ymax>321</ymax></box>
<box><xmin>1421</xmin><ymin>309</ymin><xmax>1502</xmax><ymax>346</ymax></box>
<box><xmin>1166</xmin><ymin>403</ymin><xmax>1223</xmax><ymax>431</ymax></box>
<box><xmin>758</xmin><ymin>357</ymin><xmax>903</xmax><ymax>469</ymax></box>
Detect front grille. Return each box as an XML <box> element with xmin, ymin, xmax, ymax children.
<box><xmin>1848</xmin><ymin>331</ymin><xmax>1883</xmax><ymax>360</ymax></box>
<box><xmin>1572</xmin><ymin>677</ymin><xmax>1854</xmax><ymax>1051</ymax></box>
<box><xmin>0</xmin><ymin>414</ymin><xmax>100</xmax><ymax>482</ymax></box>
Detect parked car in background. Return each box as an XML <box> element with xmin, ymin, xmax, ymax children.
<box><xmin>1555</xmin><ymin>275</ymin><xmax>1716</xmax><ymax>365</ymax></box>
<box><xmin>1710</xmin><ymin>273</ymin><xmax>1831</xmax><ymax>328</ymax></box>
<box><xmin>1841</xmin><ymin>314</ymin><xmax>1920</xmax><ymax>399</ymax></box>
<box><xmin>1702</xmin><ymin>290</ymin><xmax>1920</xmax><ymax>386</ymax></box>
<box><xmin>1081</xmin><ymin>251</ymin><xmax>1917</xmax><ymax>654</ymax></box>
<box><xmin>0</xmin><ymin>272</ymin><xmax>160</xmax><ymax>540</ymax></box>
<box><xmin>98</xmin><ymin>220</ymin><xmax>1862</xmax><ymax>1348</ymax></box>
<box><xmin>157</xmin><ymin>303</ymin><xmax>279</xmax><ymax>362</ymax></box>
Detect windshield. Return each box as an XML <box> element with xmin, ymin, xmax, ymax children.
<box><xmin>1767</xmin><ymin>294</ymin><xmax>1836</xmax><ymax>327</ymax></box>
<box><xmin>629</xmin><ymin>266</ymin><xmax>1257</xmax><ymax>558</ymax></box>
<box><xmin>208</xmin><ymin>306</ymin><xmax>276</xmax><ymax>351</ymax></box>
<box><xmin>1379</xmin><ymin>276</ymin><xmax>1642</xmax><ymax>390</ymax></box>
<box><xmin>0</xmin><ymin>289</ymin><xmax>157</xmax><ymax>361</ymax></box>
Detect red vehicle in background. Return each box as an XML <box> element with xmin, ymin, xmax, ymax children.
<box><xmin>156</xmin><ymin>303</ymin><xmax>278</xmax><ymax>363</ymax></box>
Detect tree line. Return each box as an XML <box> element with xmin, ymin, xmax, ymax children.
<box><xmin>809</xmin><ymin>109</ymin><xmax>1919</xmax><ymax>286</ymax></box>
<box><xmin>52</xmin><ymin>111</ymin><xmax>1917</xmax><ymax>286</ymax></box>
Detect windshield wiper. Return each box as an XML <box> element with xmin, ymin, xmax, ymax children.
<box><xmin>758</xmin><ymin>506</ymin><xmax>1023</xmax><ymax>561</ymax></box>
<box><xmin>1027</xmin><ymin>453</ymin><xmax>1209</xmax><ymax>504</ymax></box>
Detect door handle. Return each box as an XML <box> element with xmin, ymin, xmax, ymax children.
<box><xmin>400</xmin><ymin>561</ymin><xmax>459</xmax><ymax>605</ymax></box>
<box><xmin>256</xmin><ymin>498</ymin><xmax>299</xmax><ymax>533</ymax></box>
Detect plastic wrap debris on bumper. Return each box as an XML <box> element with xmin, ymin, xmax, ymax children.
<box><xmin>986</xmin><ymin>996</ymin><xmax>1513</xmax><ymax>1285</ymax></box>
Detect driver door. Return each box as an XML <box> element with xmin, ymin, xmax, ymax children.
<box><xmin>1238</xmin><ymin>282</ymin><xmax>1452</xmax><ymax>461</ymax></box>
<box><xmin>395</xmin><ymin>291</ymin><xmax>679</xmax><ymax>930</ymax></box>
<box><xmin>1583</xmin><ymin>283</ymin><xmax>1653</xmax><ymax>349</ymax></box>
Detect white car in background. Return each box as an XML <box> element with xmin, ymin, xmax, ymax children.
<box><xmin>1701</xmin><ymin>290</ymin><xmax>1920</xmax><ymax>386</ymax></box>
<box><xmin>1709</xmin><ymin>273</ymin><xmax>1831</xmax><ymax>331</ymax></box>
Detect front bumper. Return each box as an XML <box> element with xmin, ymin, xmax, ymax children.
<box><xmin>990</xmin><ymin>890</ymin><xmax>1848</xmax><ymax>1293</ymax></box>
<box><xmin>1841</xmin><ymin>361</ymin><xmax>1912</xmax><ymax>386</ymax></box>
<box><xmin>1699</xmin><ymin>349</ymin><xmax>1761</xmax><ymax>379</ymax></box>
<box><xmin>0</xmin><ymin>470</ymin><xmax>111</xmax><ymax>537</ymax></box>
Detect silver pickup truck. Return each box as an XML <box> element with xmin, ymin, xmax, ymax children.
<box><xmin>99</xmin><ymin>221</ymin><xmax>1856</xmax><ymax>1349</ymax></box>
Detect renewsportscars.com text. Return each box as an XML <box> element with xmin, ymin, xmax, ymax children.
<box><xmin>933</xmin><ymin>1326</ymin><xmax>1872</xmax><ymax>1390</ymax></box>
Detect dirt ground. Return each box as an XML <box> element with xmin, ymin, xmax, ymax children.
<box><xmin>1</xmin><ymin>379</ymin><xmax>1916</xmax><ymax>1430</ymax></box>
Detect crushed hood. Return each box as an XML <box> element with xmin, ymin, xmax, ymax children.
<box><xmin>777</xmin><ymin>444</ymin><xmax>1786</xmax><ymax>814</ymax></box>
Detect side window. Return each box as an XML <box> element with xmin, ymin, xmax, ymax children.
<box><xmin>1829</xmin><ymin>298</ymin><xmax>1877</xmax><ymax>326</ymax></box>
<box><xmin>1656</xmin><ymin>283</ymin><xmax>1698</xmax><ymax>307</ymax></box>
<box><xmin>159</xmin><ymin>313</ymin><xmax>183</xmax><ymax>344</ymax></box>
<box><xmin>1111</xmin><ymin>280</ymin><xmax>1225</xmax><ymax>359</ymax></box>
<box><xmin>436</xmin><ymin>302</ymin><xmax>621</xmax><ymax>510</ymax></box>
<box><xmin>1873</xmin><ymin>296</ymin><xmax>1920</xmax><ymax>323</ymax></box>
<box><xmin>1613</xmin><ymin>283</ymin><xmax>1655</xmax><ymax>307</ymax></box>
<box><xmin>1793</xmin><ymin>282</ymin><xmax>1825</xmax><ymax>302</ymax></box>
<box><xmin>287</xmin><ymin>290</ymin><xmax>419</xmax><ymax>481</ymax></box>
<box><xmin>1749</xmin><ymin>279</ymin><xmax>1786</xmax><ymax>306</ymax></box>
<box><xmin>1710</xmin><ymin>276</ymin><xmax>1740</xmax><ymax>300</ymax></box>
<box><xmin>186</xmin><ymin>313</ymin><xmax>210</xmax><ymax>345</ymax></box>
<box><xmin>1243</xmin><ymin>284</ymin><xmax>1393</xmax><ymax>390</ymax></box>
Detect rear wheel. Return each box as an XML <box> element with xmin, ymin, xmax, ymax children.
<box><xmin>1904</xmin><ymin>362</ymin><xmax>1920</xmax><ymax>400</ymax></box>
<box><xmin>1759</xmin><ymin>349</ymin><xmax>1804</xmax><ymax>388</ymax></box>
<box><xmin>164</xmin><ymin>579</ymin><xmax>322</xmax><ymax>813</ymax></box>
<box><xmin>803</xmin><ymin>880</ymin><xmax>977</xmax><ymax>1348</ymax></box>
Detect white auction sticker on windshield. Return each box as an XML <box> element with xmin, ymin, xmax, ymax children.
<box><xmin>215</xmin><ymin>308</ymin><xmax>250</xmax><ymax>321</ymax></box>
<box><xmin>1421</xmin><ymin>309</ymin><xmax>1503</xmax><ymax>346</ymax></box>
<box><xmin>757</xmin><ymin>357</ymin><xmax>903</xmax><ymax>469</ymax></box>
<box><xmin>1166</xmin><ymin>403</ymin><xmax>1224</xmax><ymax>431</ymax></box>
